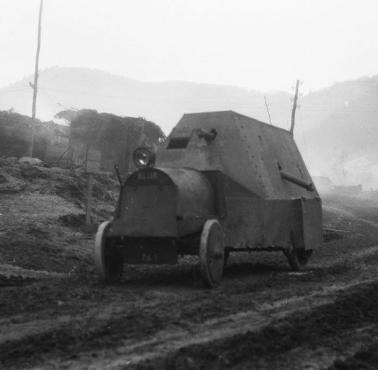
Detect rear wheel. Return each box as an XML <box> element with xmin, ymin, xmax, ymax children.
<box><xmin>94</xmin><ymin>221</ymin><xmax>123</xmax><ymax>283</ymax></box>
<box><xmin>284</xmin><ymin>247</ymin><xmax>312</xmax><ymax>271</ymax></box>
<box><xmin>199</xmin><ymin>219</ymin><xmax>225</xmax><ymax>288</ymax></box>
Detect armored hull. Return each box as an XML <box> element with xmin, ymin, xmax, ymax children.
<box><xmin>95</xmin><ymin>111</ymin><xmax>322</xmax><ymax>287</ymax></box>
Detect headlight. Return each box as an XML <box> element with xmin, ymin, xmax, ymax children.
<box><xmin>132</xmin><ymin>147</ymin><xmax>156</xmax><ymax>168</ymax></box>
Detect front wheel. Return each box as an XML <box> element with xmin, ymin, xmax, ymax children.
<box><xmin>199</xmin><ymin>219</ymin><xmax>225</xmax><ymax>288</ymax></box>
<box><xmin>94</xmin><ymin>221</ymin><xmax>123</xmax><ymax>283</ymax></box>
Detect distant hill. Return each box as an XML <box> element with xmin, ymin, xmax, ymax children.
<box><xmin>0</xmin><ymin>67</ymin><xmax>292</xmax><ymax>133</ymax></box>
<box><xmin>1</xmin><ymin>67</ymin><xmax>377</xmax><ymax>188</ymax></box>
<box><xmin>296</xmin><ymin>77</ymin><xmax>378</xmax><ymax>189</ymax></box>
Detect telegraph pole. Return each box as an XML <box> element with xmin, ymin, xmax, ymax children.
<box><xmin>264</xmin><ymin>95</ymin><xmax>272</xmax><ymax>125</ymax></box>
<box><xmin>290</xmin><ymin>79</ymin><xmax>300</xmax><ymax>136</ymax></box>
<box><xmin>29</xmin><ymin>0</ymin><xmax>44</xmax><ymax>157</ymax></box>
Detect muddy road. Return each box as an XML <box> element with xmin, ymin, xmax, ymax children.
<box><xmin>1</xmin><ymin>189</ymin><xmax>378</xmax><ymax>369</ymax></box>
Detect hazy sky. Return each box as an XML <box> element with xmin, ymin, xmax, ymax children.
<box><xmin>1</xmin><ymin>0</ymin><xmax>378</xmax><ymax>92</ymax></box>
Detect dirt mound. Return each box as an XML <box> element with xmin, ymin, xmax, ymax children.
<box><xmin>0</xmin><ymin>158</ymin><xmax>118</xmax><ymax>274</ymax></box>
<box><xmin>0</xmin><ymin>157</ymin><xmax>118</xmax><ymax>205</ymax></box>
<box><xmin>0</xmin><ymin>110</ymin><xmax>69</xmax><ymax>162</ymax></box>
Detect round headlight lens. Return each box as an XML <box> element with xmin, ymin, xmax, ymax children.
<box><xmin>132</xmin><ymin>147</ymin><xmax>156</xmax><ymax>168</ymax></box>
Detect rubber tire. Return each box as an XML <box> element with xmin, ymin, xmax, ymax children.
<box><xmin>285</xmin><ymin>248</ymin><xmax>311</xmax><ymax>271</ymax></box>
<box><xmin>94</xmin><ymin>221</ymin><xmax>123</xmax><ymax>283</ymax></box>
<box><xmin>199</xmin><ymin>219</ymin><xmax>225</xmax><ymax>288</ymax></box>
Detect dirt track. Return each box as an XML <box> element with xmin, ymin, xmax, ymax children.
<box><xmin>1</xmin><ymin>164</ymin><xmax>378</xmax><ymax>370</ymax></box>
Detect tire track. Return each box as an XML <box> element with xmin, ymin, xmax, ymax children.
<box><xmin>36</xmin><ymin>279</ymin><xmax>378</xmax><ymax>370</ymax></box>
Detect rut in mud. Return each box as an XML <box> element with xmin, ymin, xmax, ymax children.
<box><xmin>141</xmin><ymin>280</ymin><xmax>378</xmax><ymax>370</ymax></box>
<box><xmin>1</xmin><ymin>161</ymin><xmax>378</xmax><ymax>369</ymax></box>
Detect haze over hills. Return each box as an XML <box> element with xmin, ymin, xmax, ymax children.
<box><xmin>0</xmin><ymin>67</ymin><xmax>377</xmax><ymax>188</ymax></box>
<box><xmin>0</xmin><ymin>67</ymin><xmax>292</xmax><ymax>132</ymax></box>
<box><xmin>297</xmin><ymin>76</ymin><xmax>378</xmax><ymax>188</ymax></box>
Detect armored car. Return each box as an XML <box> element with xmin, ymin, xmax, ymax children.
<box><xmin>95</xmin><ymin>111</ymin><xmax>322</xmax><ymax>287</ymax></box>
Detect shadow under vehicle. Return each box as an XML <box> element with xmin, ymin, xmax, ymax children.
<box><xmin>95</xmin><ymin>111</ymin><xmax>322</xmax><ymax>288</ymax></box>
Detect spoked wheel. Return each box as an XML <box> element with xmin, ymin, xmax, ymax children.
<box><xmin>199</xmin><ymin>219</ymin><xmax>225</xmax><ymax>288</ymax></box>
<box><xmin>94</xmin><ymin>221</ymin><xmax>123</xmax><ymax>283</ymax></box>
<box><xmin>284</xmin><ymin>247</ymin><xmax>312</xmax><ymax>271</ymax></box>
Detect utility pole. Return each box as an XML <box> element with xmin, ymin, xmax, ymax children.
<box><xmin>29</xmin><ymin>0</ymin><xmax>44</xmax><ymax>157</ymax></box>
<box><xmin>264</xmin><ymin>95</ymin><xmax>272</xmax><ymax>125</ymax></box>
<box><xmin>290</xmin><ymin>79</ymin><xmax>300</xmax><ymax>136</ymax></box>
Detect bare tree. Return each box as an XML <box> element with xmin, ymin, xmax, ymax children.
<box><xmin>29</xmin><ymin>0</ymin><xmax>44</xmax><ymax>157</ymax></box>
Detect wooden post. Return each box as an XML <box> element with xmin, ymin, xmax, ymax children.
<box><xmin>290</xmin><ymin>80</ymin><xmax>300</xmax><ymax>136</ymax></box>
<box><xmin>84</xmin><ymin>148</ymin><xmax>101</xmax><ymax>229</ymax></box>
<box><xmin>85</xmin><ymin>173</ymin><xmax>94</xmax><ymax>226</ymax></box>
<box><xmin>29</xmin><ymin>0</ymin><xmax>44</xmax><ymax>157</ymax></box>
<box><xmin>264</xmin><ymin>95</ymin><xmax>272</xmax><ymax>125</ymax></box>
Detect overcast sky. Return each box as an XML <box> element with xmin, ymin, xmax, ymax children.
<box><xmin>1</xmin><ymin>0</ymin><xmax>378</xmax><ymax>92</ymax></box>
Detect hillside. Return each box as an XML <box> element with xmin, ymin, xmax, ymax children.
<box><xmin>1</xmin><ymin>67</ymin><xmax>377</xmax><ymax>188</ymax></box>
<box><xmin>297</xmin><ymin>77</ymin><xmax>378</xmax><ymax>188</ymax></box>
<box><xmin>0</xmin><ymin>67</ymin><xmax>292</xmax><ymax>133</ymax></box>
